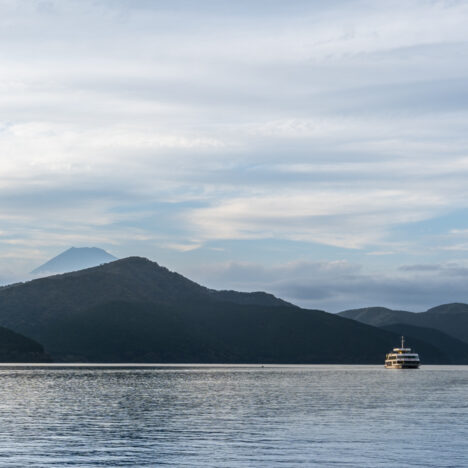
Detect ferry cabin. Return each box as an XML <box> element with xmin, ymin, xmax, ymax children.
<box><xmin>385</xmin><ymin>351</ymin><xmax>420</xmax><ymax>369</ymax></box>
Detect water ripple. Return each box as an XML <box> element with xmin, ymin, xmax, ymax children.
<box><xmin>0</xmin><ymin>365</ymin><xmax>467</xmax><ymax>467</ymax></box>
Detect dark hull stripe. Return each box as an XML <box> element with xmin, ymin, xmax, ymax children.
<box><xmin>385</xmin><ymin>364</ymin><xmax>420</xmax><ymax>369</ymax></box>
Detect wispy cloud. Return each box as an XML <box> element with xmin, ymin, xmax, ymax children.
<box><xmin>183</xmin><ymin>259</ymin><xmax>468</xmax><ymax>312</ymax></box>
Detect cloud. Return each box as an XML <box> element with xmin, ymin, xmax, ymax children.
<box><xmin>184</xmin><ymin>260</ymin><xmax>468</xmax><ymax>312</ymax></box>
<box><xmin>398</xmin><ymin>264</ymin><xmax>442</xmax><ymax>272</ymax></box>
<box><xmin>185</xmin><ymin>188</ymin><xmax>444</xmax><ymax>249</ymax></box>
<box><xmin>163</xmin><ymin>242</ymin><xmax>202</xmax><ymax>252</ymax></box>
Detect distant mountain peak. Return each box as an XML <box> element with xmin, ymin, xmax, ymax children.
<box><xmin>32</xmin><ymin>247</ymin><xmax>118</xmax><ymax>275</ymax></box>
<box><xmin>426</xmin><ymin>303</ymin><xmax>468</xmax><ymax>314</ymax></box>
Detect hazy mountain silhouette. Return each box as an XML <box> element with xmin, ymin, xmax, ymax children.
<box><xmin>31</xmin><ymin>247</ymin><xmax>117</xmax><ymax>275</ymax></box>
<box><xmin>0</xmin><ymin>325</ymin><xmax>51</xmax><ymax>362</ymax></box>
<box><xmin>339</xmin><ymin>303</ymin><xmax>468</xmax><ymax>344</ymax></box>
<box><xmin>339</xmin><ymin>307</ymin><xmax>416</xmax><ymax>327</ymax></box>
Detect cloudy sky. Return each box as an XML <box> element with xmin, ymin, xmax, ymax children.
<box><xmin>1</xmin><ymin>0</ymin><xmax>468</xmax><ymax>311</ymax></box>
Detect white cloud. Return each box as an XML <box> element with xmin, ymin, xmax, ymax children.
<box><xmin>185</xmin><ymin>188</ymin><xmax>445</xmax><ymax>249</ymax></box>
<box><xmin>163</xmin><ymin>242</ymin><xmax>202</xmax><ymax>252</ymax></box>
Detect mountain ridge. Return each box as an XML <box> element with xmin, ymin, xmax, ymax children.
<box><xmin>339</xmin><ymin>303</ymin><xmax>468</xmax><ymax>344</ymax></box>
<box><xmin>2</xmin><ymin>256</ymin><xmax>467</xmax><ymax>363</ymax></box>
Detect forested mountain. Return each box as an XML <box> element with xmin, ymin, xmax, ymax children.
<box><xmin>35</xmin><ymin>299</ymin><xmax>451</xmax><ymax>363</ymax></box>
<box><xmin>0</xmin><ymin>326</ymin><xmax>51</xmax><ymax>362</ymax></box>
<box><xmin>339</xmin><ymin>303</ymin><xmax>468</xmax><ymax>344</ymax></box>
<box><xmin>1</xmin><ymin>257</ymin><xmax>466</xmax><ymax>363</ymax></box>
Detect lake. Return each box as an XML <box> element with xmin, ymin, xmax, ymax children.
<box><xmin>0</xmin><ymin>365</ymin><xmax>467</xmax><ymax>467</ymax></box>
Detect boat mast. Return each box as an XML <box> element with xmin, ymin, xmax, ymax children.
<box><xmin>401</xmin><ymin>336</ymin><xmax>405</xmax><ymax>349</ymax></box>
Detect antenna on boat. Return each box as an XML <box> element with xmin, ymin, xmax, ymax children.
<box><xmin>401</xmin><ymin>336</ymin><xmax>405</xmax><ymax>349</ymax></box>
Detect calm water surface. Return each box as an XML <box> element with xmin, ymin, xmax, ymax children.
<box><xmin>0</xmin><ymin>365</ymin><xmax>467</xmax><ymax>467</ymax></box>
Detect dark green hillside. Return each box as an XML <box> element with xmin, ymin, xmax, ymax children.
<box><xmin>421</xmin><ymin>304</ymin><xmax>468</xmax><ymax>344</ymax></box>
<box><xmin>0</xmin><ymin>326</ymin><xmax>51</xmax><ymax>362</ymax></box>
<box><xmin>39</xmin><ymin>300</ymin><xmax>447</xmax><ymax>363</ymax></box>
<box><xmin>339</xmin><ymin>303</ymin><xmax>468</xmax><ymax>344</ymax></box>
<box><xmin>41</xmin><ymin>301</ymin><xmax>200</xmax><ymax>362</ymax></box>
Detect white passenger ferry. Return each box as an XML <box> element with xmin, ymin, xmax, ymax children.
<box><xmin>385</xmin><ymin>336</ymin><xmax>420</xmax><ymax>369</ymax></box>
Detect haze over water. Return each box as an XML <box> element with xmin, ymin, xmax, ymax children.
<box><xmin>0</xmin><ymin>365</ymin><xmax>467</xmax><ymax>467</ymax></box>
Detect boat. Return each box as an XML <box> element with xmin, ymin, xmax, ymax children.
<box><xmin>385</xmin><ymin>336</ymin><xmax>420</xmax><ymax>369</ymax></box>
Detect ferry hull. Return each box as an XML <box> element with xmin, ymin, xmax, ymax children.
<box><xmin>385</xmin><ymin>362</ymin><xmax>420</xmax><ymax>369</ymax></box>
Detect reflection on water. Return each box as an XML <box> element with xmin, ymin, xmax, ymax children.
<box><xmin>0</xmin><ymin>365</ymin><xmax>467</xmax><ymax>467</ymax></box>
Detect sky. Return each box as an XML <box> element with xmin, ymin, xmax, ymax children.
<box><xmin>1</xmin><ymin>0</ymin><xmax>468</xmax><ymax>311</ymax></box>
